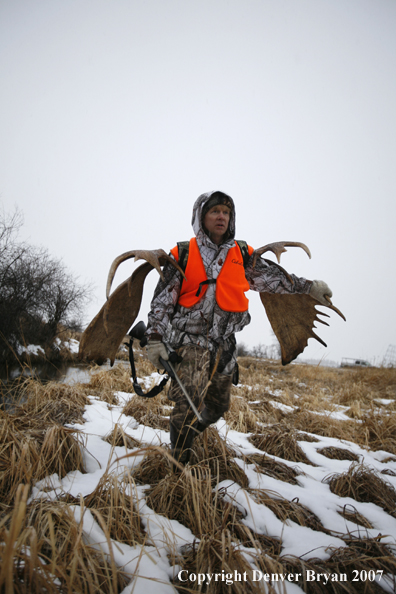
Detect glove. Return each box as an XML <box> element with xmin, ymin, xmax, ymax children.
<box><xmin>146</xmin><ymin>339</ymin><xmax>169</xmax><ymax>368</ymax></box>
<box><xmin>310</xmin><ymin>280</ymin><xmax>333</xmax><ymax>306</ymax></box>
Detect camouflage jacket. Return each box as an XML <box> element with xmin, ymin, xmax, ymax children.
<box><xmin>147</xmin><ymin>191</ymin><xmax>311</xmax><ymax>374</ymax></box>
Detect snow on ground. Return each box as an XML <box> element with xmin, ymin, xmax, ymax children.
<box><xmin>29</xmin><ymin>376</ymin><xmax>396</xmax><ymax>594</ymax></box>
<box><xmin>16</xmin><ymin>343</ymin><xmax>45</xmax><ymax>356</ymax></box>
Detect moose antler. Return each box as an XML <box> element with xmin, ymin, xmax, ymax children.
<box><xmin>79</xmin><ymin>249</ymin><xmax>185</xmax><ymax>365</ymax></box>
<box><xmin>261</xmin><ymin>292</ymin><xmax>345</xmax><ymax>365</ymax></box>
<box><xmin>254</xmin><ymin>241</ymin><xmax>346</xmax><ymax>364</ymax></box>
<box><xmin>106</xmin><ymin>248</ymin><xmax>186</xmax><ymax>299</ymax></box>
<box><xmin>252</xmin><ymin>241</ymin><xmax>311</xmax><ymax>267</ymax></box>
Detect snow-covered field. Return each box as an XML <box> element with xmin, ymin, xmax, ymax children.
<box><xmin>25</xmin><ymin>361</ymin><xmax>396</xmax><ymax>594</ymax></box>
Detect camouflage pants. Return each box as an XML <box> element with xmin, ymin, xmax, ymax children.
<box><xmin>168</xmin><ymin>345</ymin><xmax>233</xmax><ymax>463</ymax></box>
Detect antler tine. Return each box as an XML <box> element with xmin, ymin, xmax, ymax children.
<box><xmin>324</xmin><ymin>295</ymin><xmax>346</xmax><ymax>321</ymax></box>
<box><xmin>252</xmin><ymin>241</ymin><xmax>312</xmax><ymax>267</ymax></box>
<box><xmin>106</xmin><ymin>249</ymin><xmax>186</xmax><ymax>299</ymax></box>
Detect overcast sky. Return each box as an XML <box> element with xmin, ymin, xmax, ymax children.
<box><xmin>1</xmin><ymin>0</ymin><xmax>395</xmax><ymax>365</ymax></box>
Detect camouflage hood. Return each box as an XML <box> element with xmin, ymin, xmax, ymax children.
<box><xmin>191</xmin><ymin>191</ymin><xmax>236</xmax><ymax>246</ymax></box>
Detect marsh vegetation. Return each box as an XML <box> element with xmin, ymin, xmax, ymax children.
<box><xmin>1</xmin><ymin>351</ymin><xmax>396</xmax><ymax>592</ymax></box>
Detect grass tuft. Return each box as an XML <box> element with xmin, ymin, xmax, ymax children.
<box><xmin>324</xmin><ymin>463</ymin><xmax>396</xmax><ymax>517</ymax></box>
<box><xmin>249</xmin><ymin>424</ymin><xmax>314</xmax><ymax>465</ymax></box>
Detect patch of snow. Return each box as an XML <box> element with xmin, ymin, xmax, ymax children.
<box><xmin>16</xmin><ymin>343</ymin><xmax>45</xmax><ymax>356</ymax></box>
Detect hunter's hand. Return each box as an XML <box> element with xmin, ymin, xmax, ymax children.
<box><xmin>147</xmin><ymin>340</ymin><xmax>169</xmax><ymax>368</ymax></box>
<box><xmin>310</xmin><ymin>280</ymin><xmax>333</xmax><ymax>306</ymax></box>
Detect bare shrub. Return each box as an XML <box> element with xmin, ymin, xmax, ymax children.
<box><xmin>0</xmin><ymin>208</ymin><xmax>91</xmax><ymax>361</ymax></box>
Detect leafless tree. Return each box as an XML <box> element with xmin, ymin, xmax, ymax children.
<box><xmin>0</xmin><ymin>207</ymin><xmax>92</xmax><ymax>360</ymax></box>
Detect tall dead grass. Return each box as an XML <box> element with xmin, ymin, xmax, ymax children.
<box><xmin>85</xmin><ymin>470</ymin><xmax>146</xmax><ymax>545</ymax></box>
<box><xmin>282</xmin><ymin>534</ymin><xmax>396</xmax><ymax>593</ymax></box>
<box><xmin>173</xmin><ymin>529</ymin><xmax>276</xmax><ymax>594</ymax></box>
<box><xmin>249</xmin><ymin>424</ymin><xmax>314</xmax><ymax>465</ymax></box>
<box><xmin>0</xmin><ymin>484</ymin><xmax>129</xmax><ymax>593</ymax></box>
<box><xmin>0</xmin><ymin>412</ymin><xmax>85</xmax><ymax>506</ymax></box>
<box><xmin>1</xmin><ymin>356</ymin><xmax>396</xmax><ymax>593</ymax></box>
<box><xmin>324</xmin><ymin>463</ymin><xmax>396</xmax><ymax>517</ymax></box>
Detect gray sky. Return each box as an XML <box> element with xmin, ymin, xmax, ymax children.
<box><xmin>1</xmin><ymin>0</ymin><xmax>395</xmax><ymax>365</ymax></box>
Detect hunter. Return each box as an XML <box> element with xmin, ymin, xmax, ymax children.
<box><xmin>145</xmin><ymin>191</ymin><xmax>332</xmax><ymax>465</ymax></box>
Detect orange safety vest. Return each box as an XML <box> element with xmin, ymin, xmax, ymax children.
<box><xmin>170</xmin><ymin>238</ymin><xmax>254</xmax><ymax>312</ymax></box>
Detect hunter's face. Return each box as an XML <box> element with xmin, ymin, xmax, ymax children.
<box><xmin>203</xmin><ymin>204</ymin><xmax>231</xmax><ymax>244</ymax></box>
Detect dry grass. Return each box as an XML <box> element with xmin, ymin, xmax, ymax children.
<box><xmin>224</xmin><ymin>395</ymin><xmax>260</xmax><ymax>432</ymax></box>
<box><xmin>189</xmin><ymin>427</ymin><xmax>249</xmax><ymax>487</ymax></box>
<box><xmin>84</xmin><ymin>470</ymin><xmax>146</xmax><ymax>545</ymax></box>
<box><xmin>317</xmin><ymin>447</ymin><xmax>360</xmax><ymax>462</ymax></box>
<box><xmin>132</xmin><ymin>447</ymin><xmax>173</xmax><ymax>485</ymax></box>
<box><xmin>2</xmin><ymin>356</ymin><xmax>396</xmax><ymax>592</ymax></box>
<box><xmin>282</xmin><ymin>534</ymin><xmax>396</xmax><ymax>593</ymax></box>
<box><xmin>249</xmin><ymin>424</ymin><xmax>314</xmax><ymax>465</ymax></box>
<box><xmin>337</xmin><ymin>504</ymin><xmax>374</xmax><ymax>529</ymax></box>
<box><xmin>0</xmin><ymin>413</ymin><xmax>85</xmax><ymax>506</ymax></box>
<box><xmin>145</xmin><ymin>466</ymin><xmax>230</xmax><ymax>536</ymax></box>
<box><xmin>0</xmin><ymin>484</ymin><xmax>129</xmax><ymax>593</ymax></box>
<box><xmin>324</xmin><ymin>463</ymin><xmax>396</xmax><ymax>517</ymax></box>
<box><xmin>85</xmin><ymin>362</ymin><xmax>133</xmax><ymax>401</ymax></box>
<box><xmin>173</xmin><ymin>530</ymin><xmax>264</xmax><ymax>594</ymax></box>
<box><xmin>104</xmin><ymin>423</ymin><xmax>142</xmax><ymax>449</ymax></box>
<box><xmin>286</xmin><ymin>409</ymin><xmax>359</xmax><ymax>441</ymax></box>
<box><xmin>122</xmin><ymin>395</ymin><xmax>170</xmax><ymax>430</ymax></box>
<box><xmin>359</xmin><ymin>410</ymin><xmax>396</xmax><ymax>454</ymax></box>
<box><xmin>13</xmin><ymin>377</ymin><xmax>90</xmax><ymax>425</ymax></box>
<box><xmin>249</xmin><ymin>488</ymin><xmax>327</xmax><ymax>533</ymax></box>
<box><xmin>243</xmin><ymin>452</ymin><xmax>301</xmax><ymax>485</ymax></box>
